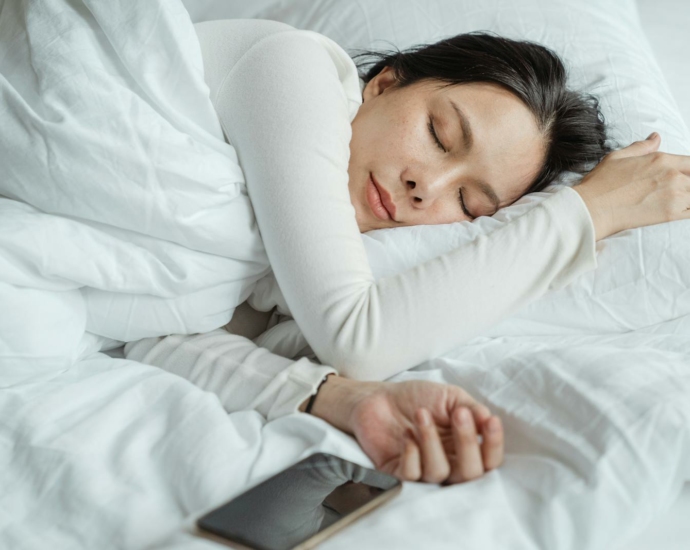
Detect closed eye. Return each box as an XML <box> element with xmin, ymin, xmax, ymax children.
<box><xmin>428</xmin><ymin>115</ymin><xmax>446</xmax><ymax>153</ymax></box>
<box><xmin>459</xmin><ymin>189</ymin><xmax>476</xmax><ymax>220</ymax></box>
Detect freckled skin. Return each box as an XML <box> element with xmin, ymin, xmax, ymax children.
<box><xmin>348</xmin><ymin>67</ymin><xmax>547</xmax><ymax>233</ymax></box>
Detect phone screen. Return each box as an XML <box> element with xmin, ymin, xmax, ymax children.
<box><xmin>196</xmin><ymin>453</ymin><xmax>401</xmax><ymax>550</ymax></box>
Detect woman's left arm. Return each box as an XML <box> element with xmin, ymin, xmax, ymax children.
<box><xmin>124</xmin><ymin>329</ymin><xmax>336</xmax><ymax>422</ymax></box>
<box><xmin>124</xmin><ymin>328</ymin><xmax>504</xmax><ymax>483</ymax></box>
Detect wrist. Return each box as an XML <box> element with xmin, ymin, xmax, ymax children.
<box><xmin>300</xmin><ymin>374</ymin><xmax>331</xmax><ymax>415</ymax></box>
<box><xmin>572</xmin><ymin>184</ymin><xmax>615</xmax><ymax>241</ymax></box>
<box><xmin>302</xmin><ymin>375</ymin><xmax>379</xmax><ymax>434</ymax></box>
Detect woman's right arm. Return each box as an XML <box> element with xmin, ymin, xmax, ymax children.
<box><xmin>212</xmin><ymin>22</ymin><xmax>690</xmax><ymax>381</ymax></box>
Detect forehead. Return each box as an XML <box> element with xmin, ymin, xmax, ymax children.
<box><xmin>429</xmin><ymin>81</ymin><xmax>538</xmax><ymax>133</ymax></box>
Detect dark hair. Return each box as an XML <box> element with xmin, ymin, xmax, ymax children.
<box><xmin>353</xmin><ymin>31</ymin><xmax>612</xmax><ymax>194</ymax></box>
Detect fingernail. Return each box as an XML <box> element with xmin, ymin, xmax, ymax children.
<box><xmin>646</xmin><ymin>132</ymin><xmax>658</xmax><ymax>140</ymax></box>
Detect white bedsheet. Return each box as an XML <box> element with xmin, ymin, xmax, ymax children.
<box><xmin>624</xmin><ymin>484</ymin><xmax>690</xmax><ymax>550</ymax></box>
<box><xmin>3</xmin><ymin>332</ymin><xmax>689</xmax><ymax>550</ymax></box>
<box><xmin>2</xmin><ymin>1</ymin><xmax>690</xmax><ymax>549</ymax></box>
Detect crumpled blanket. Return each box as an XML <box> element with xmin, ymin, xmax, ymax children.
<box><xmin>0</xmin><ymin>0</ymin><xmax>270</xmax><ymax>380</ymax></box>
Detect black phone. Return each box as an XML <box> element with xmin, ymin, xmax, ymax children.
<box><xmin>195</xmin><ymin>453</ymin><xmax>402</xmax><ymax>550</ymax></box>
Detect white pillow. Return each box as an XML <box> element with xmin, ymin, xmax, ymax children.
<box><xmin>186</xmin><ymin>0</ymin><xmax>690</xmax><ymax>337</ymax></box>
<box><xmin>184</xmin><ymin>0</ymin><xmax>690</xmax><ymax>152</ymax></box>
<box><xmin>637</xmin><ymin>0</ymin><xmax>690</xmax><ymax>130</ymax></box>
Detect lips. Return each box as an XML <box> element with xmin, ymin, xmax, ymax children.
<box><xmin>366</xmin><ymin>173</ymin><xmax>397</xmax><ymax>222</ymax></box>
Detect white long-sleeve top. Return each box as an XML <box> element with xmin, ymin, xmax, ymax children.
<box><xmin>124</xmin><ymin>327</ymin><xmax>334</xmax><ymax>421</ymax></box>
<box><xmin>126</xmin><ymin>19</ymin><xmax>597</xmax><ymax>418</ymax></box>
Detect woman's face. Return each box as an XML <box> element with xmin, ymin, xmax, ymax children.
<box><xmin>348</xmin><ymin>67</ymin><xmax>547</xmax><ymax>233</ymax></box>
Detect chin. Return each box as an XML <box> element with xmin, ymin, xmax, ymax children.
<box><xmin>359</xmin><ymin>217</ymin><xmax>378</xmax><ymax>233</ymax></box>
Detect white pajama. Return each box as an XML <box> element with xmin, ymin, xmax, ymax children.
<box><xmin>124</xmin><ymin>329</ymin><xmax>334</xmax><ymax>421</ymax></box>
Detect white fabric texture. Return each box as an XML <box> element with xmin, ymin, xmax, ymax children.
<box><xmin>2</xmin><ymin>1</ymin><xmax>690</xmax><ymax>550</ymax></box>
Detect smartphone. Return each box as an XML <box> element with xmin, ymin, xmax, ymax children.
<box><xmin>195</xmin><ymin>453</ymin><xmax>402</xmax><ymax>550</ymax></box>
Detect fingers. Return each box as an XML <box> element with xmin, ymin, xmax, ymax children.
<box><xmin>390</xmin><ymin>400</ymin><xmax>505</xmax><ymax>485</ymax></box>
<box><xmin>394</xmin><ymin>433</ymin><xmax>421</xmax><ymax>481</ymax></box>
<box><xmin>395</xmin><ymin>407</ymin><xmax>469</xmax><ymax>484</ymax></box>
<box><xmin>415</xmin><ymin>408</ymin><xmax>451</xmax><ymax>483</ymax></box>
<box><xmin>610</xmin><ymin>131</ymin><xmax>660</xmax><ymax>160</ymax></box>
<box><xmin>607</xmin><ymin>132</ymin><xmax>690</xmax><ymax>177</ymax></box>
<box><xmin>480</xmin><ymin>416</ymin><xmax>504</xmax><ymax>471</ymax></box>
<box><xmin>446</xmin><ymin>407</ymin><xmax>484</xmax><ymax>484</ymax></box>
<box><xmin>467</xmin><ymin>402</ymin><xmax>491</xmax><ymax>427</ymax></box>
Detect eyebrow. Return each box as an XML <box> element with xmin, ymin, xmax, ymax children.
<box><xmin>449</xmin><ymin>100</ymin><xmax>501</xmax><ymax>213</ymax></box>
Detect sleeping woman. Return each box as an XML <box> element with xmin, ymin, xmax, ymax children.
<box><xmin>125</xmin><ymin>19</ymin><xmax>690</xmax><ymax>485</ymax></box>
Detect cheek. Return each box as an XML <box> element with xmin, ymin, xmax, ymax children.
<box><xmin>391</xmin><ymin>113</ymin><xmax>426</xmax><ymax>152</ymax></box>
<box><xmin>403</xmin><ymin>198</ymin><xmax>463</xmax><ymax>227</ymax></box>
<box><xmin>428</xmin><ymin>205</ymin><xmax>464</xmax><ymax>225</ymax></box>
<box><xmin>348</xmin><ymin>123</ymin><xmax>367</xmax><ymax>164</ymax></box>
<box><xmin>366</xmin><ymin>105</ymin><xmax>418</xmax><ymax>154</ymax></box>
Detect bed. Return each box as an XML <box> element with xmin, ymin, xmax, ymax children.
<box><xmin>1</xmin><ymin>0</ymin><xmax>689</xmax><ymax>549</ymax></box>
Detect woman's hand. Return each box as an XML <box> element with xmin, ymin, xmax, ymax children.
<box><xmin>306</xmin><ymin>376</ymin><xmax>504</xmax><ymax>484</ymax></box>
<box><xmin>573</xmin><ymin>133</ymin><xmax>690</xmax><ymax>240</ymax></box>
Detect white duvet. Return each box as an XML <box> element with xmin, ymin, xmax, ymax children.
<box><xmin>0</xmin><ymin>0</ymin><xmax>270</xmax><ymax>370</ymax></box>
<box><xmin>1</xmin><ymin>0</ymin><xmax>689</xmax><ymax>549</ymax></box>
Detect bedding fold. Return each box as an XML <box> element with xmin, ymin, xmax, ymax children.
<box><xmin>0</xmin><ymin>0</ymin><xmax>270</xmax><ymax>352</ymax></box>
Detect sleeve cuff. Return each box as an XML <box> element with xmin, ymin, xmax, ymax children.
<box><xmin>264</xmin><ymin>358</ymin><xmax>337</xmax><ymax>421</ymax></box>
<box><xmin>542</xmin><ymin>186</ymin><xmax>598</xmax><ymax>290</ymax></box>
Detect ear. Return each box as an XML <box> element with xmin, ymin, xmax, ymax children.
<box><xmin>362</xmin><ymin>66</ymin><xmax>398</xmax><ymax>102</ymax></box>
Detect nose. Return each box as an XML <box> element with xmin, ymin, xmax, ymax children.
<box><xmin>405</xmin><ymin>168</ymin><xmax>453</xmax><ymax>208</ymax></box>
